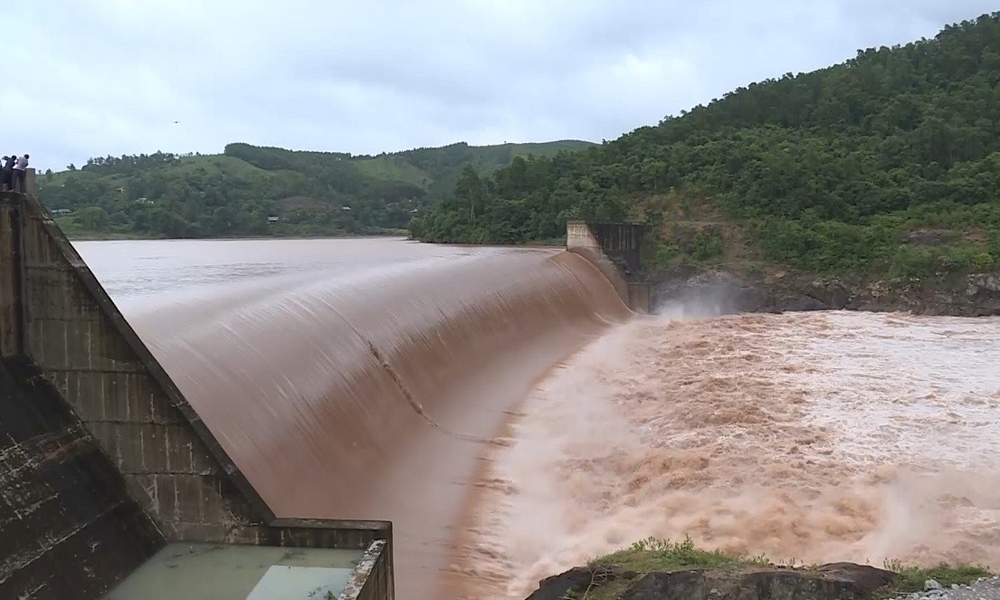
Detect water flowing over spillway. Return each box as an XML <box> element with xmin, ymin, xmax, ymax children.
<box><xmin>79</xmin><ymin>238</ymin><xmax>631</xmax><ymax>600</ymax></box>
<box><xmin>77</xmin><ymin>238</ymin><xmax>1000</xmax><ymax>600</ymax></box>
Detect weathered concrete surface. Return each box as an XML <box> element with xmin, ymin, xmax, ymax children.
<box><xmin>0</xmin><ymin>190</ymin><xmax>395</xmax><ymax>598</ymax></box>
<box><xmin>342</xmin><ymin>539</ymin><xmax>394</xmax><ymax>600</ymax></box>
<box><xmin>566</xmin><ymin>219</ymin><xmax>651</xmax><ymax>312</ymax></box>
<box><xmin>0</xmin><ymin>355</ymin><xmax>165</xmax><ymax>599</ymax></box>
<box><xmin>590</xmin><ymin>221</ymin><xmax>645</xmax><ymax>276</ymax></box>
<box><xmin>0</xmin><ymin>196</ymin><xmax>23</xmax><ymax>356</ymax></box>
<box><xmin>566</xmin><ymin>219</ymin><xmax>603</xmax><ymax>253</ymax></box>
<box><xmin>12</xmin><ymin>189</ymin><xmax>276</xmax><ymax>543</ymax></box>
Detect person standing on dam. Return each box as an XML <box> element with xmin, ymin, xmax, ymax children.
<box><xmin>12</xmin><ymin>154</ymin><xmax>29</xmax><ymax>192</ymax></box>
<box><xmin>0</xmin><ymin>155</ymin><xmax>14</xmax><ymax>191</ymax></box>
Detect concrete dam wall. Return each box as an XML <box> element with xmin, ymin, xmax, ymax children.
<box><xmin>124</xmin><ymin>246</ymin><xmax>633</xmax><ymax>598</ymax></box>
<box><xmin>0</xmin><ymin>355</ymin><xmax>165</xmax><ymax>597</ymax></box>
<box><xmin>1</xmin><ymin>180</ymin><xmax>644</xmax><ymax>599</ymax></box>
<box><xmin>0</xmin><ymin>189</ymin><xmax>394</xmax><ymax>600</ymax></box>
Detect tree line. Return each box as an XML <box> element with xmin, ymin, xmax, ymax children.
<box><xmin>410</xmin><ymin>12</ymin><xmax>1000</xmax><ymax>277</ymax></box>
<box><xmin>37</xmin><ymin>141</ymin><xmax>589</xmax><ymax>239</ymax></box>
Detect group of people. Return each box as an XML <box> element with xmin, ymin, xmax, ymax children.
<box><xmin>1</xmin><ymin>154</ymin><xmax>30</xmax><ymax>192</ymax></box>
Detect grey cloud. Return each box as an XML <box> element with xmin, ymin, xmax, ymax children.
<box><xmin>5</xmin><ymin>0</ymin><xmax>998</xmax><ymax>171</ymax></box>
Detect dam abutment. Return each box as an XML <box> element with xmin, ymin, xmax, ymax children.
<box><xmin>566</xmin><ymin>219</ymin><xmax>650</xmax><ymax>313</ymax></box>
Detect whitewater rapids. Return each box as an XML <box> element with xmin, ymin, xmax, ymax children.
<box><xmin>452</xmin><ymin>310</ymin><xmax>1000</xmax><ymax>599</ymax></box>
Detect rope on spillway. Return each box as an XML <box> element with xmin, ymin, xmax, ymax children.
<box><xmin>365</xmin><ymin>339</ymin><xmax>501</xmax><ymax>446</ymax></box>
<box><xmin>317</xmin><ymin>296</ymin><xmax>505</xmax><ymax>447</ymax></box>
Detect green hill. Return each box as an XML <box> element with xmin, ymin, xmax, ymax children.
<box><xmin>37</xmin><ymin>139</ymin><xmax>595</xmax><ymax>239</ymax></box>
<box><xmin>411</xmin><ymin>12</ymin><xmax>1000</xmax><ymax>279</ymax></box>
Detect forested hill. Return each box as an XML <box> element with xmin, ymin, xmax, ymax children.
<box><xmin>411</xmin><ymin>12</ymin><xmax>1000</xmax><ymax>278</ymax></box>
<box><xmin>38</xmin><ymin>139</ymin><xmax>594</xmax><ymax>239</ymax></box>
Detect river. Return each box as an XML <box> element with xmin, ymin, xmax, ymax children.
<box><xmin>75</xmin><ymin>238</ymin><xmax>1000</xmax><ymax>600</ymax></box>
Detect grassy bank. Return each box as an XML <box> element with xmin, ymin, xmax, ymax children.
<box><xmin>567</xmin><ymin>537</ymin><xmax>991</xmax><ymax>600</ymax></box>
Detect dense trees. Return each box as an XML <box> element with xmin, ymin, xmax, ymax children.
<box><xmin>38</xmin><ymin>141</ymin><xmax>592</xmax><ymax>239</ymax></box>
<box><xmin>411</xmin><ymin>12</ymin><xmax>1000</xmax><ymax>277</ymax></box>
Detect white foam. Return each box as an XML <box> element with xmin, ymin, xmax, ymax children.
<box><xmin>456</xmin><ymin>311</ymin><xmax>1000</xmax><ymax>599</ymax></box>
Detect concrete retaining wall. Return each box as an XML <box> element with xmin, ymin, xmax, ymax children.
<box><xmin>566</xmin><ymin>219</ymin><xmax>650</xmax><ymax>313</ymax></box>
<box><xmin>566</xmin><ymin>220</ymin><xmax>602</xmax><ymax>253</ymax></box>
<box><xmin>0</xmin><ymin>355</ymin><xmax>166</xmax><ymax>599</ymax></box>
<box><xmin>591</xmin><ymin>222</ymin><xmax>644</xmax><ymax>275</ymax></box>
<box><xmin>0</xmin><ymin>189</ymin><xmax>394</xmax><ymax>598</ymax></box>
<box><xmin>11</xmin><ymin>191</ymin><xmax>275</xmax><ymax>543</ymax></box>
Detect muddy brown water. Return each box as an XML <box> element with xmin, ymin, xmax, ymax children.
<box><xmin>77</xmin><ymin>237</ymin><xmax>631</xmax><ymax>600</ymax></box>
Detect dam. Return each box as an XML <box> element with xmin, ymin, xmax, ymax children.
<box><xmin>0</xmin><ymin>177</ymin><xmax>648</xmax><ymax>599</ymax></box>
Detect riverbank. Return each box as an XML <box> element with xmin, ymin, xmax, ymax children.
<box><xmin>523</xmin><ymin>538</ymin><xmax>992</xmax><ymax>600</ymax></box>
<box><xmin>61</xmin><ymin>229</ymin><xmax>568</xmax><ymax>247</ymax></box>
<box><xmin>60</xmin><ymin>229</ymin><xmax>409</xmax><ymax>242</ymax></box>
<box><xmin>648</xmin><ymin>264</ymin><xmax>1000</xmax><ymax>317</ymax></box>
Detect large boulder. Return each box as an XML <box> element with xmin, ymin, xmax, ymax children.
<box><xmin>651</xmin><ymin>269</ymin><xmax>767</xmax><ymax>316</ymax></box>
<box><xmin>617</xmin><ymin>563</ymin><xmax>895</xmax><ymax>600</ymax></box>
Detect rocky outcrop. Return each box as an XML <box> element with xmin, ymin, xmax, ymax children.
<box><xmin>525</xmin><ymin>565</ymin><xmax>638</xmax><ymax>600</ymax></box>
<box><xmin>649</xmin><ymin>266</ymin><xmax>1000</xmax><ymax>317</ymax></box>
<box><xmin>901</xmin><ymin>229</ymin><xmax>955</xmax><ymax>246</ymax></box>
<box><xmin>525</xmin><ymin>563</ymin><xmax>896</xmax><ymax>600</ymax></box>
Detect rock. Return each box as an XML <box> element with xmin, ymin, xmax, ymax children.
<box><xmin>619</xmin><ymin>570</ymin><xmax>709</xmax><ymax>600</ymax></box>
<box><xmin>925</xmin><ymin>578</ymin><xmax>943</xmax><ymax>590</ymax></box>
<box><xmin>781</xmin><ymin>294</ymin><xmax>829</xmax><ymax>312</ymax></box>
<box><xmin>610</xmin><ymin>563</ymin><xmax>895</xmax><ymax>600</ymax></box>
<box><xmin>968</xmin><ymin>273</ymin><xmax>1000</xmax><ymax>295</ymax></box>
<box><xmin>647</xmin><ymin>264</ymin><xmax>1000</xmax><ymax>317</ymax></box>
<box><xmin>814</xmin><ymin>562</ymin><xmax>897</xmax><ymax>592</ymax></box>
<box><xmin>651</xmin><ymin>269</ymin><xmax>765</xmax><ymax>316</ymax></box>
<box><xmin>524</xmin><ymin>565</ymin><xmax>638</xmax><ymax>600</ymax></box>
<box><xmin>808</xmin><ymin>279</ymin><xmax>851</xmax><ymax>309</ymax></box>
<box><xmin>903</xmin><ymin>229</ymin><xmax>951</xmax><ymax>246</ymax></box>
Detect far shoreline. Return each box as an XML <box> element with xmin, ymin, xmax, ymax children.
<box><xmin>66</xmin><ymin>232</ymin><xmax>568</xmax><ymax>250</ymax></box>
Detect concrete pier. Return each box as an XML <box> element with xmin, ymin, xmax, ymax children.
<box><xmin>566</xmin><ymin>219</ymin><xmax>650</xmax><ymax>313</ymax></box>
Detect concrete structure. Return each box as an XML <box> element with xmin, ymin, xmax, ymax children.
<box><xmin>0</xmin><ymin>354</ymin><xmax>163</xmax><ymax>597</ymax></box>
<box><xmin>0</xmin><ymin>177</ymin><xmax>394</xmax><ymax>599</ymax></box>
<box><xmin>590</xmin><ymin>222</ymin><xmax>644</xmax><ymax>275</ymax></box>
<box><xmin>566</xmin><ymin>219</ymin><xmax>651</xmax><ymax>313</ymax></box>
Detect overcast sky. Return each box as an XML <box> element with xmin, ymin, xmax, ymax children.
<box><xmin>5</xmin><ymin>0</ymin><xmax>997</xmax><ymax>171</ymax></box>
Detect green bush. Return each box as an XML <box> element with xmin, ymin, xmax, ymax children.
<box><xmin>970</xmin><ymin>252</ymin><xmax>995</xmax><ymax>273</ymax></box>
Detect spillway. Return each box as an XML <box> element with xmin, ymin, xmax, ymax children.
<box><xmin>80</xmin><ymin>239</ymin><xmax>632</xmax><ymax>599</ymax></box>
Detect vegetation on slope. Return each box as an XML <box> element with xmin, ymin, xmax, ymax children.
<box><xmin>560</xmin><ymin>537</ymin><xmax>991</xmax><ymax>600</ymax></box>
<box><xmin>37</xmin><ymin>140</ymin><xmax>594</xmax><ymax>239</ymax></box>
<box><xmin>410</xmin><ymin>12</ymin><xmax>1000</xmax><ymax>279</ymax></box>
